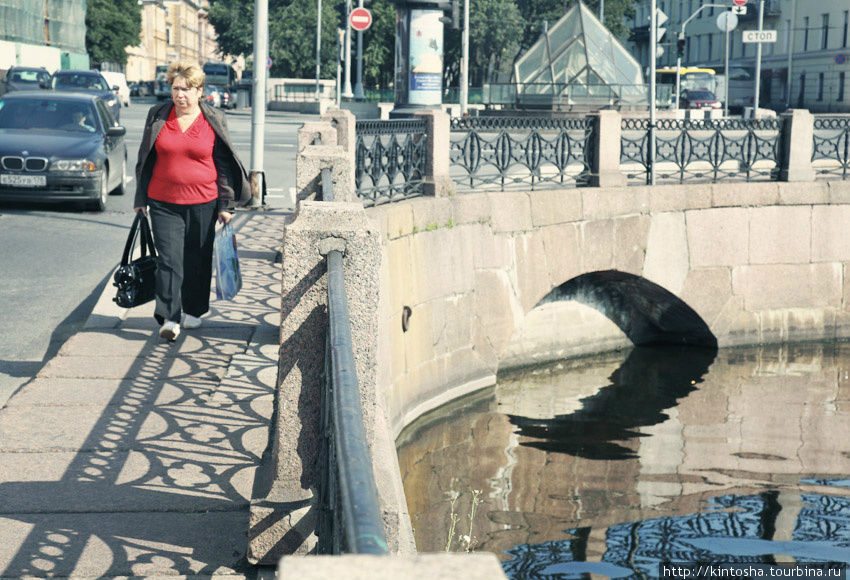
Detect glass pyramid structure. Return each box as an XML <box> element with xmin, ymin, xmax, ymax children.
<box><xmin>512</xmin><ymin>1</ymin><xmax>646</xmax><ymax>106</ymax></box>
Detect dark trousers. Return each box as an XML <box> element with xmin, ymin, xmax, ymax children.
<box><xmin>148</xmin><ymin>199</ymin><xmax>217</xmax><ymax>325</ymax></box>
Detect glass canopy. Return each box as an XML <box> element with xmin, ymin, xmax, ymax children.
<box><xmin>512</xmin><ymin>2</ymin><xmax>645</xmax><ymax>106</ymax></box>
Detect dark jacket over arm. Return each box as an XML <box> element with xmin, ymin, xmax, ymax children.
<box><xmin>134</xmin><ymin>101</ymin><xmax>251</xmax><ymax>209</ymax></box>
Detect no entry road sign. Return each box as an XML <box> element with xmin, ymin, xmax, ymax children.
<box><xmin>349</xmin><ymin>7</ymin><xmax>372</xmax><ymax>31</ymax></box>
<box><xmin>733</xmin><ymin>0</ymin><xmax>747</xmax><ymax>6</ymax></box>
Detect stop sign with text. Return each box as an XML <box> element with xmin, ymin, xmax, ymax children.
<box><xmin>349</xmin><ymin>7</ymin><xmax>372</xmax><ymax>31</ymax></box>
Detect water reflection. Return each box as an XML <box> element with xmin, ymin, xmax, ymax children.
<box><xmin>396</xmin><ymin>343</ymin><xmax>850</xmax><ymax>578</ymax></box>
<box><xmin>507</xmin><ymin>346</ymin><xmax>716</xmax><ymax>460</ymax></box>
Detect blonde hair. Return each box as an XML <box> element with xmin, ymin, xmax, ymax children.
<box><xmin>166</xmin><ymin>61</ymin><xmax>205</xmax><ymax>89</ymax></box>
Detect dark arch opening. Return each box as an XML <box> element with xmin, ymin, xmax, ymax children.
<box><xmin>540</xmin><ymin>270</ymin><xmax>718</xmax><ymax>349</ymax></box>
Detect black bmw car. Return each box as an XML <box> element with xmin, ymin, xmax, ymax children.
<box><xmin>0</xmin><ymin>92</ymin><xmax>127</xmax><ymax>211</ymax></box>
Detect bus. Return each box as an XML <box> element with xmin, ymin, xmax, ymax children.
<box><xmin>203</xmin><ymin>62</ymin><xmax>236</xmax><ymax>89</ymax></box>
<box><xmin>153</xmin><ymin>64</ymin><xmax>170</xmax><ymax>100</ymax></box>
<box><xmin>655</xmin><ymin>67</ymin><xmax>718</xmax><ymax>108</ymax></box>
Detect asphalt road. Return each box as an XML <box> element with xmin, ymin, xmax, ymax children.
<box><xmin>0</xmin><ymin>101</ymin><xmax>311</xmax><ymax>407</ymax></box>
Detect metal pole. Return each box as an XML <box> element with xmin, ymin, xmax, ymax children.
<box><xmin>675</xmin><ymin>52</ymin><xmax>682</xmax><ymax>109</ymax></box>
<box><xmin>337</xmin><ymin>28</ymin><xmax>343</xmax><ymax>106</ymax></box>
<box><xmin>316</xmin><ymin>0</ymin><xmax>322</xmax><ymax>99</ymax></box>
<box><xmin>353</xmin><ymin>0</ymin><xmax>364</xmax><ymax>99</ymax></box>
<box><xmin>599</xmin><ymin>0</ymin><xmax>604</xmax><ymax>22</ymax></box>
<box><xmin>343</xmin><ymin>0</ymin><xmax>353</xmax><ymax>98</ymax></box>
<box><xmin>724</xmin><ymin>21</ymin><xmax>730</xmax><ymax>117</ymax></box>
<box><xmin>460</xmin><ymin>0</ymin><xmax>469</xmax><ymax>116</ymax></box>
<box><xmin>785</xmin><ymin>0</ymin><xmax>797</xmax><ymax>108</ymax></box>
<box><xmin>249</xmin><ymin>0</ymin><xmax>268</xmax><ymax>208</ymax></box>
<box><xmin>649</xmin><ymin>0</ymin><xmax>657</xmax><ymax>186</ymax></box>
<box><xmin>753</xmin><ymin>0</ymin><xmax>764</xmax><ymax>116</ymax></box>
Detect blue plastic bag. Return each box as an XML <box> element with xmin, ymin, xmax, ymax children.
<box><xmin>213</xmin><ymin>223</ymin><xmax>242</xmax><ymax>300</ymax></box>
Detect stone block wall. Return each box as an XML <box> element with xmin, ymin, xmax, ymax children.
<box><xmin>368</xmin><ymin>179</ymin><xmax>850</xmax><ymax>436</ymax></box>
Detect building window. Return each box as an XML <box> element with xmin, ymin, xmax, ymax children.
<box><xmin>843</xmin><ymin>10</ymin><xmax>848</xmax><ymax>48</ymax></box>
<box><xmin>817</xmin><ymin>72</ymin><xmax>824</xmax><ymax>101</ymax></box>
<box><xmin>785</xmin><ymin>19</ymin><xmax>791</xmax><ymax>54</ymax></box>
<box><xmin>803</xmin><ymin>17</ymin><xmax>809</xmax><ymax>51</ymax></box>
<box><xmin>708</xmin><ymin>5</ymin><xmax>714</xmax><ymax>17</ymax></box>
<box><xmin>798</xmin><ymin>73</ymin><xmax>805</xmax><ymax>106</ymax></box>
<box><xmin>839</xmin><ymin>71</ymin><xmax>846</xmax><ymax>102</ymax></box>
<box><xmin>707</xmin><ymin>34</ymin><xmax>713</xmax><ymax>61</ymax></box>
<box><xmin>822</xmin><ymin>14</ymin><xmax>829</xmax><ymax>50</ymax></box>
<box><xmin>166</xmin><ymin>26</ymin><xmax>172</xmax><ymax>45</ymax></box>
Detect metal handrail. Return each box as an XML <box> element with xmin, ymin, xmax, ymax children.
<box><xmin>325</xmin><ymin>250</ymin><xmax>388</xmax><ymax>554</ymax></box>
<box><xmin>317</xmin><ymin>168</ymin><xmax>388</xmax><ymax>555</ymax></box>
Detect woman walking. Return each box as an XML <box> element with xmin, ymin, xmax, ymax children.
<box><xmin>134</xmin><ymin>61</ymin><xmax>249</xmax><ymax>341</ymax></box>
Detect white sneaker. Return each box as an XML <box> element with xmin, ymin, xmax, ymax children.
<box><xmin>159</xmin><ymin>320</ymin><xmax>180</xmax><ymax>341</ymax></box>
<box><xmin>183</xmin><ymin>314</ymin><xmax>202</xmax><ymax>329</ymax></box>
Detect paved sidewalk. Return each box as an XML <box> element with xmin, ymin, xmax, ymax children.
<box><xmin>0</xmin><ymin>210</ymin><xmax>288</xmax><ymax>578</ymax></box>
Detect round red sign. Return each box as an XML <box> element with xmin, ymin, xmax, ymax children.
<box><xmin>349</xmin><ymin>7</ymin><xmax>372</xmax><ymax>31</ymax></box>
<box><xmin>733</xmin><ymin>0</ymin><xmax>747</xmax><ymax>6</ymax></box>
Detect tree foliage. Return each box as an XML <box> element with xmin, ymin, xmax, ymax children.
<box><xmin>207</xmin><ymin>0</ymin><xmax>637</xmax><ymax>88</ymax></box>
<box><xmin>86</xmin><ymin>0</ymin><xmax>142</xmax><ymax>68</ymax></box>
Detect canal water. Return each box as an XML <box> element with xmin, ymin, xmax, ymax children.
<box><xmin>396</xmin><ymin>342</ymin><xmax>850</xmax><ymax>578</ymax></box>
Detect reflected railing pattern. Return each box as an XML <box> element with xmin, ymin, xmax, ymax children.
<box><xmin>450</xmin><ymin>116</ymin><xmax>593</xmax><ymax>191</ymax></box>
<box><xmin>812</xmin><ymin>116</ymin><xmax>850</xmax><ymax>180</ymax></box>
<box><xmin>354</xmin><ymin>119</ymin><xmax>427</xmax><ymax>206</ymax></box>
<box><xmin>502</xmin><ymin>491</ymin><xmax>850</xmax><ymax>579</ymax></box>
<box><xmin>0</xmin><ymin>212</ymin><xmax>284</xmax><ymax>577</ymax></box>
<box><xmin>621</xmin><ymin>117</ymin><xmax>783</xmax><ymax>184</ymax></box>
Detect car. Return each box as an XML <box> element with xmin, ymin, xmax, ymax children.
<box><xmin>203</xmin><ymin>85</ymin><xmax>221</xmax><ymax>108</ymax></box>
<box><xmin>208</xmin><ymin>84</ymin><xmax>233</xmax><ymax>108</ymax></box>
<box><xmin>100</xmin><ymin>71</ymin><xmax>131</xmax><ymax>107</ymax></box>
<box><xmin>680</xmin><ymin>89</ymin><xmax>722</xmax><ymax>110</ymax></box>
<box><xmin>50</xmin><ymin>70</ymin><xmax>121</xmax><ymax>121</ymax></box>
<box><xmin>0</xmin><ymin>92</ymin><xmax>128</xmax><ymax>211</ymax></box>
<box><xmin>0</xmin><ymin>66</ymin><xmax>51</xmax><ymax>95</ymax></box>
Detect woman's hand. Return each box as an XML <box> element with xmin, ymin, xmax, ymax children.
<box><xmin>218</xmin><ymin>211</ymin><xmax>232</xmax><ymax>225</ymax></box>
<box><xmin>134</xmin><ymin>206</ymin><xmax>146</xmax><ymax>216</ymax></box>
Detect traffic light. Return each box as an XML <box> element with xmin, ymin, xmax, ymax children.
<box><xmin>677</xmin><ymin>37</ymin><xmax>686</xmax><ymax>57</ymax></box>
<box><xmin>439</xmin><ymin>0</ymin><xmax>461</xmax><ymax>29</ymax></box>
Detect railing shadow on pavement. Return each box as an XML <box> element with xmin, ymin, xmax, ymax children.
<box><xmin>0</xmin><ymin>211</ymin><xmax>286</xmax><ymax>577</ymax></box>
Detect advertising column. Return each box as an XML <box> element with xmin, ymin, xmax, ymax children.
<box><xmin>408</xmin><ymin>9</ymin><xmax>443</xmax><ymax>105</ymax></box>
<box><xmin>391</xmin><ymin>1</ymin><xmax>444</xmax><ymax>117</ymax></box>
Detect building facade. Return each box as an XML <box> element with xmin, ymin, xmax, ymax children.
<box><xmin>629</xmin><ymin>0</ymin><xmax>850</xmax><ymax>112</ymax></box>
<box><xmin>125</xmin><ymin>0</ymin><xmax>223</xmax><ymax>82</ymax></box>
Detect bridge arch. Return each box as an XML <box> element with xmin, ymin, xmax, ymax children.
<box><xmin>539</xmin><ymin>270</ymin><xmax>717</xmax><ymax>348</ymax></box>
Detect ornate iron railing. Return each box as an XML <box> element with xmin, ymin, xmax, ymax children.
<box><xmin>450</xmin><ymin>116</ymin><xmax>593</xmax><ymax>191</ymax></box>
<box><xmin>621</xmin><ymin>117</ymin><xmax>782</xmax><ymax>184</ymax></box>
<box><xmin>812</xmin><ymin>116</ymin><xmax>850</xmax><ymax>180</ymax></box>
<box><xmin>355</xmin><ymin>119</ymin><xmax>427</xmax><ymax>206</ymax></box>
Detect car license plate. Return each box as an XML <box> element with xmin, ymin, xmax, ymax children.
<box><xmin>0</xmin><ymin>174</ymin><xmax>47</xmax><ymax>187</ymax></box>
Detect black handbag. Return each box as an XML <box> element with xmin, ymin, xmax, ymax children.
<box><xmin>113</xmin><ymin>211</ymin><xmax>157</xmax><ymax>308</ymax></box>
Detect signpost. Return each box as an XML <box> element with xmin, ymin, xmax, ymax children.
<box><xmin>716</xmin><ymin>10</ymin><xmax>738</xmax><ymax>117</ymax></box>
<box><xmin>349</xmin><ymin>7</ymin><xmax>372</xmax><ymax>30</ymax></box>
<box><xmin>742</xmin><ymin>29</ymin><xmax>777</xmax><ymax>43</ymax></box>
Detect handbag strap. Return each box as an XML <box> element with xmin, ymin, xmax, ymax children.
<box><xmin>121</xmin><ymin>211</ymin><xmax>157</xmax><ymax>266</ymax></box>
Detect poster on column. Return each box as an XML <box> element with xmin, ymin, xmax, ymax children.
<box><xmin>408</xmin><ymin>9</ymin><xmax>443</xmax><ymax>105</ymax></box>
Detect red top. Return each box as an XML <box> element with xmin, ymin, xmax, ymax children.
<box><xmin>148</xmin><ymin>108</ymin><xmax>218</xmax><ymax>205</ymax></box>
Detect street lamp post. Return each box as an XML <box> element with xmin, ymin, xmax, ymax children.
<box><xmin>753</xmin><ymin>0</ymin><xmax>764</xmax><ymax>115</ymax></box>
<box><xmin>459</xmin><ymin>0</ymin><xmax>469</xmax><ymax>115</ymax></box>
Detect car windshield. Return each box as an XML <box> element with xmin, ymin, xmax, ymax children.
<box><xmin>53</xmin><ymin>74</ymin><xmax>109</xmax><ymax>91</ymax></box>
<box><xmin>0</xmin><ymin>99</ymin><xmax>98</xmax><ymax>132</ymax></box>
<box><xmin>9</xmin><ymin>70</ymin><xmax>48</xmax><ymax>83</ymax></box>
<box><xmin>687</xmin><ymin>91</ymin><xmax>715</xmax><ymax>100</ymax></box>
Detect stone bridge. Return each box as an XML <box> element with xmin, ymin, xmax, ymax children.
<box><xmin>253</xmin><ymin>113</ymin><xmax>850</xmax><ymax>576</ymax></box>
<box><xmin>371</xmin><ymin>179</ymin><xmax>850</xmax><ymax>435</ymax></box>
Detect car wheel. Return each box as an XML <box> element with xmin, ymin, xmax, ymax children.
<box><xmin>91</xmin><ymin>170</ymin><xmax>108</xmax><ymax>211</ymax></box>
<box><xmin>111</xmin><ymin>156</ymin><xmax>127</xmax><ymax>196</ymax></box>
